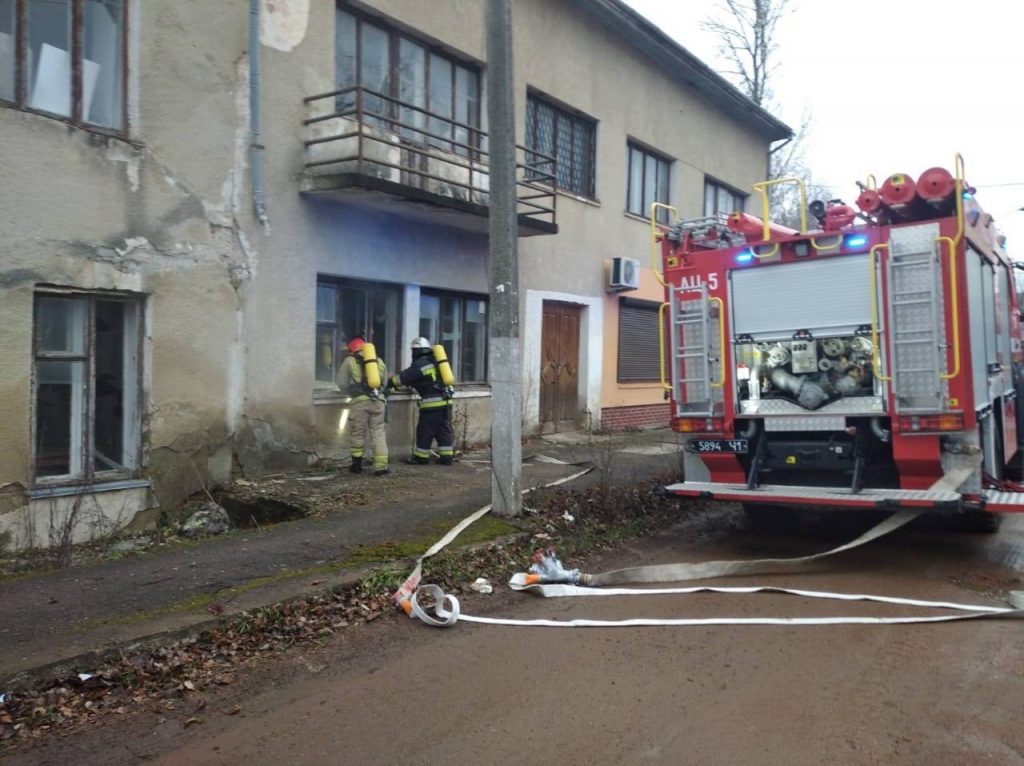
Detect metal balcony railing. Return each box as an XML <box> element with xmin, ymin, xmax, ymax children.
<box><xmin>302</xmin><ymin>85</ymin><xmax>557</xmax><ymax>231</ymax></box>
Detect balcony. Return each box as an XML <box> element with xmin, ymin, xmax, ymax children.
<box><xmin>301</xmin><ymin>86</ymin><xmax>558</xmax><ymax>236</ymax></box>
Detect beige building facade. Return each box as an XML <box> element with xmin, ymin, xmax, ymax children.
<box><xmin>0</xmin><ymin>0</ymin><xmax>787</xmax><ymax>551</ymax></box>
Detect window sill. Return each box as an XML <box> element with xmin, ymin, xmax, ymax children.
<box><xmin>0</xmin><ymin>102</ymin><xmax>140</xmax><ymax>147</ymax></box>
<box><xmin>313</xmin><ymin>384</ymin><xmax>492</xmax><ymax>406</ymax></box>
<box><xmin>624</xmin><ymin>211</ymin><xmax>671</xmax><ymax>227</ymax></box>
<box><xmin>615</xmin><ymin>381</ymin><xmax>664</xmax><ymax>388</ymax></box>
<box><xmin>556</xmin><ymin>189</ymin><xmax>601</xmax><ymax>207</ymax></box>
<box><xmin>28</xmin><ymin>478</ymin><xmax>151</xmax><ymax>499</ymax></box>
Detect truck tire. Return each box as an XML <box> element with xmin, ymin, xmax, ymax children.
<box><xmin>959</xmin><ymin>511</ymin><xmax>1002</xmax><ymax>534</ymax></box>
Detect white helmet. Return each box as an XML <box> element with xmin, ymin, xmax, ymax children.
<box><xmin>410</xmin><ymin>336</ymin><xmax>431</xmax><ymax>349</ymax></box>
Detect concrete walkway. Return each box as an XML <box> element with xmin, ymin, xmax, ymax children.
<box><xmin>0</xmin><ymin>429</ymin><xmax>684</xmax><ymax>687</ymax></box>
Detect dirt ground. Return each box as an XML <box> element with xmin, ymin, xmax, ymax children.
<box><xmin>9</xmin><ymin>507</ymin><xmax>1024</xmax><ymax>766</ymax></box>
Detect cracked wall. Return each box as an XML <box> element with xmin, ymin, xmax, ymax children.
<box><xmin>0</xmin><ymin>0</ymin><xmax>264</xmax><ymax>548</ymax></box>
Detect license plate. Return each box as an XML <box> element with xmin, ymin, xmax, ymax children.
<box><xmin>693</xmin><ymin>439</ymin><xmax>749</xmax><ymax>454</ymax></box>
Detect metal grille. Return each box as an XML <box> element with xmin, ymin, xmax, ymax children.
<box><xmin>670</xmin><ymin>285</ymin><xmax>723</xmax><ymax>417</ymax></box>
<box><xmin>617</xmin><ymin>299</ymin><xmax>660</xmax><ymax>382</ymax></box>
<box><xmin>886</xmin><ymin>223</ymin><xmax>946</xmax><ymax>412</ymax></box>
<box><xmin>525</xmin><ymin>94</ymin><xmax>595</xmax><ymax>198</ymax></box>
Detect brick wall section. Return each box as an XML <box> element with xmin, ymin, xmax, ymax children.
<box><xmin>601</xmin><ymin>403</ymin><xmax>671</xmax><ymax>431</ymax></box>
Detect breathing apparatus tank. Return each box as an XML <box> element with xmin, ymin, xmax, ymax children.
<box><xmin>433</xmin><ymin>344</ymin><xmax>456</xmax><ymax>387</ymax></box>
<box><xmin>360</xmin><ymin>342</ymin><xmax>382</xmax><ymax>391</ymax></box>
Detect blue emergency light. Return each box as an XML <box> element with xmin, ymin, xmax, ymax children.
<box><xmin>844</xmin><ymin>234</ymin><xmax>868</xmax><ymax>250</ymax></box>
<box><xmin>735</xmin><ymin>250</ymin><xmax>754</xmax><ymax>263</ymax></box>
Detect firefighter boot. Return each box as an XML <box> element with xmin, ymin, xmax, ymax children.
<box><xmin>404</xmin><ymin>456</ymin><xmax>429</xmax><ymax>465</ymax></box>
<box><xmin>349</xmin><ymin>457</ymin><xmax>363</xmax><ymax>474</ymax></box>
<box><xmin>438</xmin><ymin>456</ymin><xmax>454</xmax><ymax>466</ymax></box>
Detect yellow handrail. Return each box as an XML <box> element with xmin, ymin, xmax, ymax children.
<box><xmin>649</xmin><ymin>202</ymin><xmax>679</xmax><ymax>287</ymax></box>
<box><xmin>658</xmin><ymin>301</ymin><xmax>671</xmax><ymax>392</ymax></box>
<box><xmin>709</xmin><ymin>296</ymin><xmax>725</xmax><ymax>389</ymax></box>
<box><xmin>864</xmin><ymin>174</ymin><xmax>878</xmax><ymax>191</ymax></box>
<box><xmin>953</xmin><ymin>152</ymin><xmax>965</xmax><ymax>246</ymax></box>
<box><xmin>751</xmin><ymin>177</ymin><xmax>808</xmax><ymax>237</ymax></box>
<box><xmin>751</xmin><ymin>242</ymin><xmax>780</xmax><ymax>260</ymax></box>
<box><xmin>937</xmin><ymin>235</ymin><xmax>961</xmax><ymax>381</ymax></box>
<box><xmin>869</xmin><ymin>243</ymin><xmax>892</xmax><ymax>382</ymax></box>
<box><xmin>810</xmin><ymin>235</ymin><xmax>842</xmax><ymax>251</ymax></box>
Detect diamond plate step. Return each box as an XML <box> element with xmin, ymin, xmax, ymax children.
<box><xmin>665</xmin><ymin>481</ymin><xmax>961</xmax><ymax>509</ymax></box>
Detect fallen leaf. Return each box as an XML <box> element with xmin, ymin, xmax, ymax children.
<box><xmin>183</xmin><ymin>717</ymin><xmax>203</xmax><ymax>728</ymax></box>
<box><xmin>207</xmin><ymin>603</ymin><xmax>225</xmax><ymax>616</ymax></box>
<box><xmin>224</xmin><ymin>705</ymin><xmax>241</xmax><ymax>716</ymax></box>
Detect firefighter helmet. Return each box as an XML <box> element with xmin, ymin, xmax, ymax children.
<box><xmin>347</xmin><ymin>335</ymin><xmax>365</xmax><ymax>353</ymax></box>
<box><xmin>410</xmin><ymin>336</ymin><xmax>431</xmax><ymax>349</ymax></box>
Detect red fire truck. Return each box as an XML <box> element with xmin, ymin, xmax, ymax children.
<box><xmin>659</xmin><ymin>156</ymin><xmax>1022</xmax><ymax>529</ymax></box>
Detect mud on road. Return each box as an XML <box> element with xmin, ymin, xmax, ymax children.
<box><xmin>11</xmin><ymin>507</ymin><xmax>1024</xmax><ymax>766</ymax></box>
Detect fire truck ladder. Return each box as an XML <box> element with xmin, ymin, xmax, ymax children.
<box><xmin>670</xmin><ymin>282</ymin><xmax>718</xmax><ymax>418</ymax></box>
<box><xmin>884</xmin><ymin>228</ymin><xmax>946</xmax><ymax>412</ymax></box>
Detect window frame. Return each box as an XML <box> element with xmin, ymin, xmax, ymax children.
<box><xmin>315</xmin><ymin>276</ymin><xmax>404</xmax><ymax>387</ymax></box>
<box><xmin>31</xmin><ymin>289</ymin><xmax>144</xmax><ymax>487</ymax></box>
<box><xmin>335</xmin><ymin>3</ymin><xmax>482</xmax><ymax>154</ymax></box>
<box><xmin>626</xmin><ymin>141</ymin><xmax>672</xmax><ymax>223</ymax></box>
<box><xmin>1</xmin><ymin>0</ymin><xmax>130</xmax><ymax>136</ymax></box>
<box><xmin>616</xmin><ymin>297</ymin><xmax>662</xmax><ymax>384</ymax></box>
<box><xmin>525</xmin><ymin>90</ymin><xmax>597</xmax><ymax>200</ymax></box>
<box><xmin>419</xmin><ymin>288</ymin><xmax>489</xmax><ymax>384</ymax></box>
<box><xmin>703</xmin><ymin>177</ymin><xmax>747</xmax><ymax>218</ymax></box>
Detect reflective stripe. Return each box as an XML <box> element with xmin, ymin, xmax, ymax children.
<box><xmin>420</xmin><ymin>398</ymin><xmax>448</xmax><ymax>409</ymax></box>
<box><xmin>351</xmin><ymin>449</ymin><xmax>364</xmax><ymax>458</ymax></box>
<box><xmin>373</xmin><ymin>456</ymin><xmax>388</xmax><ymax>467</ymax></box>
<box><xmin>414</xmin><ymin>448</ymin><xmax>431</xmax><ymax>458</ymax></box>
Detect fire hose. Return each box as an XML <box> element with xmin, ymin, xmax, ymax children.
<box><xmin>397</xmin><ymin>502</ymin><xmax>1024</xmax><ymax>629</ymax></box>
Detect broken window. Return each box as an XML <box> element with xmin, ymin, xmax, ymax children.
<box><xmin>34</xmin><ymin>292</ymin><xmax>142</xmax><ymax>483</ymax></box>
<box><xmin>419</xmin><ymin>291</ymin><xmax>488</xmax><ymax>383</ymax></box>
<box><xmin>315</xmin><ymin>278</ymin><xmax>403</xmax><ymax>385</ymax></box>
<box><xmin>1</xmin><ymin>0</ymin><xmax>126</xmax><ymax>132</ymax></box>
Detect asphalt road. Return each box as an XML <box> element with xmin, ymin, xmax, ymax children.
<box><xmin>12</xmin><ymin>507</ymin><xmax>1024</xmax><ymax>766</ymax></box>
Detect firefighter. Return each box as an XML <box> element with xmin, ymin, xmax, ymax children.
<box><xmin>389</xmin><ymin>337</ymin><xmax>455</xmax><ymax>465</ymax></box>
<box><xmin>338</xmin><ymin>335</ymin><xmax>389</xmax><ymax>476</ymax></box>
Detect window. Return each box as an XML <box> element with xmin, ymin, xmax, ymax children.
<box><xmin>316</xmin><ymin>279</ymin><xmax>402</xmax><ymax>385</ymax></box>
<box><xmin>33</xmin><ymin>292</ymin><xmax>142</xmax><ymax>483</ymax></box>
<box><xmin>627</xmin><ymin>143</ymin><xmax>671</xmax><ymax>223</ymax></box>
<box><xmin>617</xmin><ymin>298</ymin><xmax>660</xmax><ymax>383</ymax></box>
<box><xmin>525</xmin><ymin>93</ymin><xmax>596</xmax><ymax>198</ymax></box>
<box><xmin>419</xmin><ymin>291</ymin><xmax>488</xmax><ymax>383</ymax></box>
<box><xmin>335</xmin><ymin>6</ymin><xmax>481</xmax><ymax>154</ymax></box>
<box><xmin>704</xmin><ymin>178</ymin><xmax>746</xmax><ymax>217</ymax></box>
<box><xmin>0</xmin><ymin>0</ymin><xmax>126</xmax><ymax>132</ymax></box>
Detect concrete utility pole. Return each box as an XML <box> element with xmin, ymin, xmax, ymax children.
<box><xmin>486</xmin><ymin>0</ymin><xmax>522</xmax><ymax>516</ymax></box>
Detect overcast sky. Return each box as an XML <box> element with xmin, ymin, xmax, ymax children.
<box><xmin>622</xmin><ymin>0</ymin><xmax>1024</xmax><ymax>254</ymax></box>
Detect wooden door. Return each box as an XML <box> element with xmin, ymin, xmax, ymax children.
<box><xmin>540</xmin><ymin>301</ymin><xmax>581</xmax><ymax>433</ymax></box>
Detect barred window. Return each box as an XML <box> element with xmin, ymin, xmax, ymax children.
<box><xmin>525</xmin><ymin>92</ymin><xmax>596</xmax><ymax>199</ymax></box>
<box><xmin>617</xmin><ymin>299</ymin><xmax>661</xmax><ymax>383</ymax></box>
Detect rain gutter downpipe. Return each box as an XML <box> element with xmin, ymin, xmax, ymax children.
<box><xmin>249</xmin><ymin>0</ymin><xmax>269</xmax><ymax>227</ymax></box>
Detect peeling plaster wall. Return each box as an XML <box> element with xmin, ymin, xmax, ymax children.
<box><xmin>0</xmin><ymin>0</ymin><xmax>775</xmax><ymax>550</ymax></box>
<box><xmin>0</xmin><ymin>0</ymin><xmax>259</xmax><ymax>546</ymax></box>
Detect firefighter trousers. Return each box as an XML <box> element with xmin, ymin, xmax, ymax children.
<box><xmin>349</xmin><ymin>398</ymin><xmax>388</xmax><ymax>470</ymax></box>
<box><xmin>413</xmin><ymin>406</ymin><xmax>454</xmax><ymax>463</ymax></box>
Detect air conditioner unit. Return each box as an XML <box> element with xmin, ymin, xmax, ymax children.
<box><xmin>608</xmin><ymin>256</ymin><xmax>640</xmax><ymax>292</ymax></box>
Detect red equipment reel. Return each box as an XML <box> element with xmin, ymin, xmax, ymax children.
<box><xmin>879</xmin><ymin>173</ymin><xmax>917</xmax><ymax>208</ymax></box>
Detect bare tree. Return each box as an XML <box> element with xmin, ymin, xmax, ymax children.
<box><xmin>703</xmin><ymin>0</ymin><xmax>821</xmax><ymax>228</ymax></box>
<box><xmin>702</xmin><ymin>0</ymin><xmax>791</xmax><ymax>109</ymax></box>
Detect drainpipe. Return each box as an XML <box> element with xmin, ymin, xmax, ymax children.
<box><xmin>249</xmin><ymin>0</ymin><xmax>269</xmax><ymax>227</ymax></box>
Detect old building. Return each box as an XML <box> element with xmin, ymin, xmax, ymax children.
<box><xmin>0</xmin><ymin>0</ymin><xmax>788</xmax><ymax>550</ymax></box>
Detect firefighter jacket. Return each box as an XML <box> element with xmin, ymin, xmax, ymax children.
<box><xmin>391</xmin><ymin>353</ymin><xmax>452</xmax><ymax>410</ymax></box>
<box><xmin>338</xmin><ymin>354</ymin><xmax>388</xmax><ymax>402</ymax></box>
